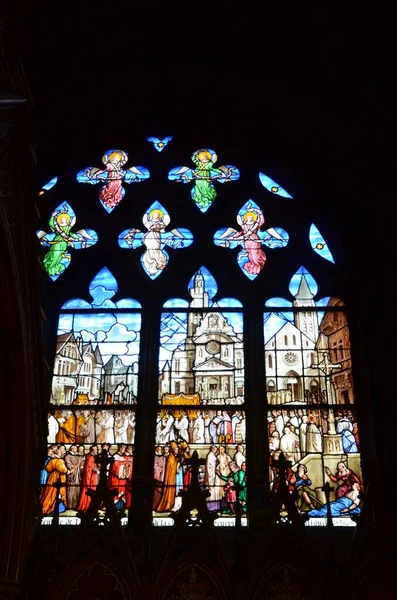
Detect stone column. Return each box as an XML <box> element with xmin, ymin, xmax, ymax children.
<box><xmin>0</xmin><ymin>89</ymin><xmax>46</xmax><ymax>598</ymax></box>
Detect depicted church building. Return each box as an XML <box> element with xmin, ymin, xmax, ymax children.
<box><xmin>265</xmin><ymin>273</ymin><xmax>352</xmax><ymax>406</ymax></box>
<box><xmin>159</xmin><ymin>270</ymin><xmax>244</xmax><ymax>403</ymax></box>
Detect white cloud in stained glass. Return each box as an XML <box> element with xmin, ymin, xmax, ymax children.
<box><xmin>217</xmin><ymin>298</ymin><xmax>243</xmax><ymax>307</ymax></box>
<box><xmin>265</xmin><ymin>297</ymin><xmax>291</xmax><ymax>308</ymax></box>
<box><xmin>163</xmin><ymin>298</ymin><xmax>189</xmax><ymax>308</ymax></box>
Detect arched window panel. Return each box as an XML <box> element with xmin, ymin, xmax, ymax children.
<box><xmin>118</xmin><ymin>201</ymin><xmax>193</xmax><ymax>279</ymax></box>
<box><xmin>36</xmin><ymin>202</ymin><xmax>98</xmax><ymax>281</ymax></box>
<box><xmin>154</xmin><ymin>266</ymin><xmax>246</xmax><ymax>527</ymax></box>
<box><xmin>41</xmin><ymin>268</ymin><xmax>141</xmax><ymax>525</ymax></box>
<box><xmin>265</xmin><ymin>266</ymin><xmax>361</xmax><ymax>527</ymax></box>
<box><xmin>309</xmin><ymin>224</ymin><xmax>335</xmax><ymax>263</ymax></box>
<box><xmin>213</xmin><ymin>200</ymin><xmax>289</xmax><ymax>280</ymax></box>
<box><xmin>168</xmin><ymin>148</ymin><xmax>240</xmax><ymax>212</ymax></box>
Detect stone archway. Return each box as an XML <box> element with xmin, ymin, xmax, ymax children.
<box><xmin>254</xmin><ymin>565</ymin><xmax>321</xmax><ymax>600</ymax></box>
<box><xmin>66</xmin><ymin>563</ymin><xmax>129</xmax><ymax>600</ymax></box>
<box><xmin>160</xmin><ymin>562</ymin><xmax>226</xmax><ymax>600</ymax></box>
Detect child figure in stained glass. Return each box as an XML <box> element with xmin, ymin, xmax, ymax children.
<box><xmin>223</xmin><ymin>476</ymin><xmax>237</xmax><ymax>514</ymax></box>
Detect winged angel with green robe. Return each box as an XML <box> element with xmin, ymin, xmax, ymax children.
<box><xmin>168</xmin><ymin>148</ymin><xmax>240</xmax><ymax>212</ymax></box>
<box><xmin>37</xmin><ymin>203</ymin><xmax>98</xmax><ymax>280</ymax></box>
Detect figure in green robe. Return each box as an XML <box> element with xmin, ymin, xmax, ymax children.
<box><xmin>168</xmin><ymin>149</ymin><xmax>239</xmax><ymax>212</ymax></box>
<box><xmin>293</xmin><ymin>464</ymin><xmax>320</xmax><ymax>512</ymax></box>
<box><xmin>191</xmin><ymin>150</ymin><xmax>227</xmax><ymax>210</ymax></box>
<box><xmin>37</xmin><ymin>205</ymin><xmax>97</xmax><ymax>280</ymax></box>
<box><xmin>217</xmin><ymin>461</ymin><xmax>247</xmax><ymax>514</ymax></box>
<box><xmin>42</xmin><ymin>212</ymin><xmax>81</xmax><ymax>276</ymax></box>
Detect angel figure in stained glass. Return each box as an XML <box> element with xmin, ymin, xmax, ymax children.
<box><xmin>214</xmin><ymin>201</ymin><xmax>289</xmax><ymax>279</ymax></box>
<box><xmin>37</xmin><ymin>203</ymin><xmax>98</xmax><ymax>280</ymax></box>
<box><xmin>77</xmin><ymin>149</ymin><xmax>150</xmax><ymax>213</ymax></box>
<box><xmin>168</xmin><ymin>148</ymin><xmax>239</xmax><ymax>212</ymax></box>
<box><xmin>118</xmin><ymin>201</ymin><xmax>193</xmax><ymax>278</ymax></box>
<box><xmin>131</xmin><ymin>208</ymin><xmax>169</xmax><ymax>275</ymax></box>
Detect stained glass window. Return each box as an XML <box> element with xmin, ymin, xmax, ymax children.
<box><xmin>265</xmin><ymin>266</ymin><xmax>361</xmax><ymax>526</ymax></box>
<box><xmin>38</xmin><ymin>136</ymin><xmax>363</xmax><ymax>532</ymax></box>
<box><xmin>40</xmin><ymin>268</ymin><xmax>141</xmax><ymax>524</ymax></box>
<box><xmin>153</xmin><ymin>267</ymin><xmax>246</xmax><ymax>526</ymax></box>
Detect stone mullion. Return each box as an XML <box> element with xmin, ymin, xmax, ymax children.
<box><xmin>243</xmin><ymin>298</ymin><xmax>268</xmax><ymax>524</ymax></box>
<box><xmin>128</xmin><ymin>298</ymin><xmax>162</xmax><ymax>532</ymax></box>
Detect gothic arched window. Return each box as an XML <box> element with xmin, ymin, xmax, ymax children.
<box><xmin>37</xmin><ymin>137</ymin><xmax>363</xmax><ymax>529</ymax></box>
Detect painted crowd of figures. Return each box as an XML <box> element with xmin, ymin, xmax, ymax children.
<box><xmin>153</xmin><ymin>441</ymin><xmax>247</xmax><ymax>516</ymax></box>
<box><xmin>40</xmin><ymin>443</ymin><xmax>134</xmax><ymax>516</ymax></box>
<box><xmin>156</xmin><ymin>410</ymin><xmax>246</xmax><ymax>447</ymax></box>
<box><xmin>48</xmin><ymin>410</ymin><xmax>136</xmax><ymax>446</ymax></box>
<box><xmin>268</xmin><ymin>407</ymin><xmax>363</xmax><ymax>518</ymax></box>
<box><xmin>267</xmin><ymin>408</ymin><xmax>359</xmax><ymax>464</ymax></box>
<box><xmin>39</xmin><ymin>440</ymin><xmax>247</xmax><ymax>519</ymax></box>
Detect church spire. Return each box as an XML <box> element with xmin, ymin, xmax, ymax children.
<box><xmin>293</xmin><ymin>272</ymin><xmax>319</xmax><ymax>342</ymax></box>
<box><xmin>188</xmin><ymin>269</ymin><xmax>209</xmax><ymax>337</ymax></box>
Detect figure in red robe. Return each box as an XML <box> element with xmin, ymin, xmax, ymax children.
<box><xmin>77</xmin><ymin>445</ymin><xmax>100</xmax><ymax>511</ymax></box>
<box><xmin>180</xmin><ymin>442</ymin><xmax>192</xmax><ymax>491</ymax></box>
<box><xmin>325</xmin><ymin>462</ymin><xmax>362</xmax><ymax>499</ymax></box>
<box><xmin>124</xmin><ymin>445</ymin><xmax>134</xmax><ymax>509</ymax></box>
<box><xmin>230</xmin><ymin>209</ymin><xmax>266</xmax><ymax>275</ymax></box>
<box><xmin>108</xmin><ymin>444</ymin><xmax>128</xmax><ymax>507</ymax></box>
